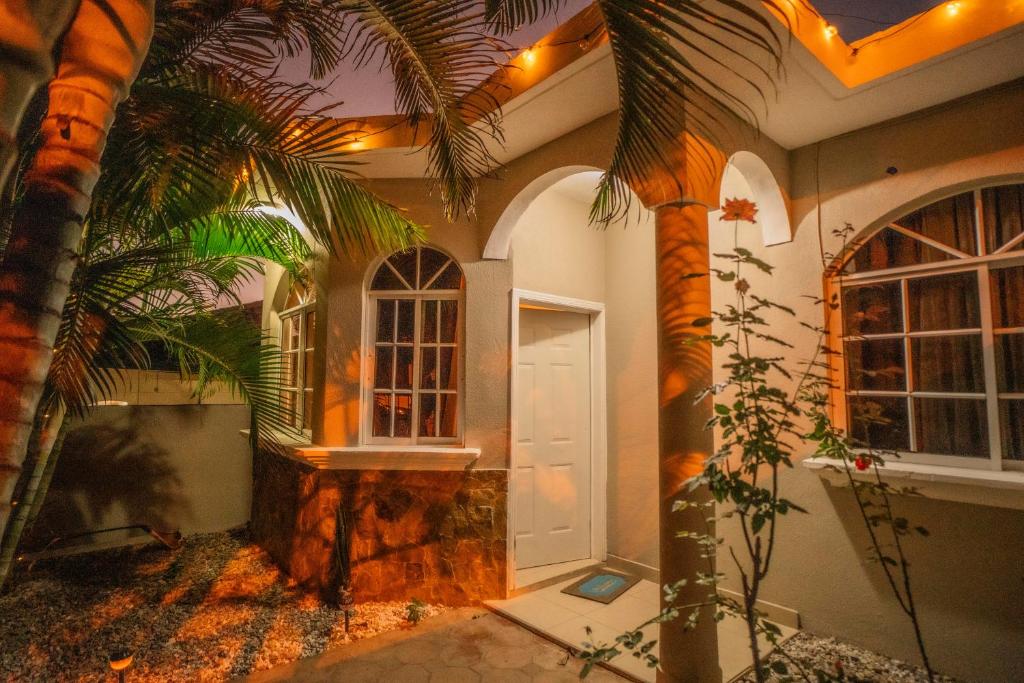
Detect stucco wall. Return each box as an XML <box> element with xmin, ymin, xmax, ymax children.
<box><xmin>710</xmin><ymin>81</ymin><xmax>1024</xmax><ymax>683</ymax></box>
<box><xmin>318</xmin><ymin>179</ymin><xmax>512</xmax><ymax>470</ymax></box>
<box><xmin>28</xmin><ymin>405</ymin><xmax>253</xmax><ymax>553</ymax></box>
<box><xmin>511</xmin><ymin>183</ymin><xmax>661</xmax><ymax>572</ymax></box>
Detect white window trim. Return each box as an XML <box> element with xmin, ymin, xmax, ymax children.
<box><xmin>802</xmin><ymin>456</ymin><xmax>1024</xmax><ymax>510</ymax></box>
<box><xmin>279</xmin><ymin>299</ymin><xmax>316</xmax><ymax>434</ymax></box>
<box><xmin>836</xmin><ymin>186</ymin><xmax>1024</xmax><ymax>472</ymax></box>
<box><xmin>360</xmin><ymin>249</ymin><xmax>465</xmax><ymax>446</ymax></box>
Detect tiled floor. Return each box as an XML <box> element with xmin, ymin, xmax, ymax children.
<box><xmin>486</xmin><ymin>576</ymin><xmax>797</xmax><ymax>682</ymax></box>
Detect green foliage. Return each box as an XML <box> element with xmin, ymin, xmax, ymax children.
<box><xmin>406</xmin><ymin>598</ymin><xmax>428</xmax><ymax>625</ymax></box>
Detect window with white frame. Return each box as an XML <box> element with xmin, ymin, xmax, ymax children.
<box><xmin>366</xmin><ymin>246</ymin><xmax>464</xmax><ymax>443</ymax></box>
<box><xmin>280</xmin><ymin>281</ymin><xmax>316</xmax><ymax>431</ymax></box>
<box><xmin>837</xmin><ymin>183</ymin><xmax>1024</xmax><ymax>470</ymax></box>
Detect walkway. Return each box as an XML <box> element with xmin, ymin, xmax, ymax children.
<box><xmin>243</xmin><ymin>607</ymin><xmax>627</xmax><ymax>682</ymax></box>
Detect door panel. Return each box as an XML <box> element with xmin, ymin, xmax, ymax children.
<box><xmin>515</xmin><ymin>308</ymin><xmax>592</xmax><ymax>569</ymax></box>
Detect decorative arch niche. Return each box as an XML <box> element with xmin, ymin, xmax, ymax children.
<box><xmin>717</xmin><ymin>151</ymin><xmax>791</xmax><ymax>247</ymax></box>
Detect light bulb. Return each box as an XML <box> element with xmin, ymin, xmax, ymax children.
<box><xmin>823</xmin><ymin>24</ymin><xmax>838</xmax><ymax>39</ymax></box>
<box><xmin>946</xmin><ymin>2</ymin><xmax>961</xmax><ymax>16</ymax></box>
<box><xmin>522</xmin><ymin>49</ymin><xmax>536</xmax><ymax>66</ymax></box>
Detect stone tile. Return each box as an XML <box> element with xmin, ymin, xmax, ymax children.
<box><xmin>470</xmin><ymin>667</ymin><xmax>532</xmax><ymax>682</ymax></box>
<box><xmin>487</xmin><ymin>593</ymin><xmax>579</xmax><ymax>631</ymax></box>
<box><xmin>395</xmin><ymin>640</ymin><xmax>440</xmax><ymax>665</ymax></box>
<box><xmin>391</xmin><ymin>664</ymin><xmax>431</xmax><ymax>682</ymax></box>
<box><xmin>430</xmin><ymin>666</ymin><xmax>480</xmax><ymax>682</ymax></box>
<box><xmin>484</xmin><ymin>644</ymin><xmax>536</xmax><ymax>669</ymax></box>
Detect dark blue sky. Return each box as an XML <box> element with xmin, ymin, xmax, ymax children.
<box><xmin>812</xmin><ymin>0</ymin><xmax>946</xmax><ymax>41</ymax></box>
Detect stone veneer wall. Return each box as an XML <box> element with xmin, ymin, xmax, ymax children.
<box><xmin>250</xmin><ymin>449</ymin><xmax>508</xmax><ymax>606</ymax></box>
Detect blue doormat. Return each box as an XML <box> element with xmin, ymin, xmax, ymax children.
<box><xmin>561</xmin><ymin>570</ymin><xmax>640</xmax><ymax>604</ymax></box>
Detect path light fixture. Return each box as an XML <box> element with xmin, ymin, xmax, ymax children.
<box><xmin>108</xmin><ymin>650</ymin><xmax>134</xmax><ymax>683</ymax></box>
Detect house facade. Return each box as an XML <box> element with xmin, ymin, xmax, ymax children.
<box><xmin>250</xmin><ymin>4</ymin><xmax>1024</xmax><ymax>681</ymax></box>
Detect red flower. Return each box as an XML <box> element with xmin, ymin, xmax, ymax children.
<box><xmin>854</xmin><ymin>454</ymin><xmax>871</xmax><ymax>471</ymax></box>
<box><xmin>720</xmin><ymin>198</ymin><xmax>758</xmax><ymax>223</ymax></box>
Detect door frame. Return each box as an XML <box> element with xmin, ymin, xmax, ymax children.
<box><xmin>507</xmin><ymin>288</ymin><xmax>608</xmax><ymax>591</ymax></box>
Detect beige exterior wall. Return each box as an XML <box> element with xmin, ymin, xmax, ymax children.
<box><xmin>29</xmin><ymin>405</ymin><xmax>253</xmax><ymax>553</ymax></box>
<box><xmin>316</xmin><ymin>179</ymin><xmax>512</xmax><ymax>469</ymax></box>
<box><xmin>708</xmin><ymin>81</ymin><xmax>1024</xmax><ymax>683</ymax></box>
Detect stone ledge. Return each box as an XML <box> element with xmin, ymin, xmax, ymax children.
<box><xmin>297</xmin><ymin>446</ymin><xmax>482</xmax><ymax>471</ymax></box>
<box><xmin>803</xmin><ymin>457</ymin><xmax>1024</xmax><ymax>510</ymax></box>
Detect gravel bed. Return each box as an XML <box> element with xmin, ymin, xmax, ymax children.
<box><xmin>0</xmin><ymin>530</ymin><xmax>445</xmax><ymax>682</ymax></box>
<box><xmin>739</xmin><ymin>631</ymin><xmax>959</xmax><ymax>682</ymax></box>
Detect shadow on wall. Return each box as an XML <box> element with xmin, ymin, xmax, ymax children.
<box><xmin>820</xmin><ymin>479</ymin><xmax>1024</xmax><ymax>663</ymax></box>
<box><xmin>25</xmin><ymin>410</ymin><xmax>191</xmax><ymax>550</ymax></box>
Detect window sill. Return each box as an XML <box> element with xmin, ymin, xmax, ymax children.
<box><xmin>802</xmin><ymin>457</ymin><xmax>1024</xmax><ymax>510</ymax></box>
<box><xmin>296</xmin><ymin>445</ymin><xmax>482</xmax><ymax>471</ymax></box>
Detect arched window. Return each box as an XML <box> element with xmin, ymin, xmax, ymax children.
<box><xmin>280</xmin><ymin>280</ymin><xmax>316</xmax><ymax>431</ymax></box>
<box><xmin>837</xmin><ymin>183</ymin><xmax>1023</xmax><ymax>469</ymax></box>
<box><xmin>366</xmin><ymin>246</ymin><xmax>464</xmax><ymax>443</ymax></box>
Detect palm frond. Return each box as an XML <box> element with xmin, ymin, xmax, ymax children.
<box><xmin>126</xmin><ymin>311</ymin><xmax>306</xmax><ymax>449</ymax></box>
<box><xmin>591</xmin><ymin>0</ymin><xmax>786</xmax><ymax>223</ymax></box>
<box><xmin>484</xmin><ymin>0</ymin><xmax>567</xmax><ymax>34</ymax></box>
<box><xmin>338</xmin><ymin>0</ymin><xmax>504</xmax><ymax>218</ymax></box>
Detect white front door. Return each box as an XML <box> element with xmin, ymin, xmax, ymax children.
<box><xmin>515</xmin><ymin>307</ymin><xmax>592</xmax><ymax>569</ymax></box>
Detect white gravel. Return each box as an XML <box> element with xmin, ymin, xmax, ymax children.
<box><xmin>742</xmin><ymin>631</ymin><xmax>959</xmax><ymax>682</ymax></box>
<box><xmin>0</xmin><ymin>530</ymin><xmax>444</xmax><ymax>682</ymax></box>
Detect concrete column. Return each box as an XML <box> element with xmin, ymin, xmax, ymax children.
<box><xmin>655</xmin><ymin>202</ymin><xmax>721</xmax><ymax>682</ymax></box>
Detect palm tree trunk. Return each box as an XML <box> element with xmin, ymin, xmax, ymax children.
<box><xmin>0</xmin><ymin>401</ymin><xmax>66</xmax><ymax>591</ymax></box>
<box><xmin>0</xmin><ymin>0</ymin><xmax>154</xmax><ymax>543</ymax></box>
<box><xmin>0</xmin><ymin>0</ymin><xmax>82</xmax><ymax>188</ymax></box>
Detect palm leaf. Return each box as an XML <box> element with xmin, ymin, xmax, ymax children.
<box><xmin>591</xmin><ymin>0</ymin><xmax>786</xmax><ymax>223</ymax></box>
<box><xmin>338</xmin><ymin>0</ymin><xmax>504</xmax><ymax>218</ymax></box>
<box><xmin>484</xmin><ymin>0</ymin><xmax>567</xmax><ymax>34</ymax></box>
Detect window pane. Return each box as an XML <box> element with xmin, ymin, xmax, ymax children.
<box><xmin>376</xmin><ymin>300</ymin><xmax>395</xmax><ymax>342</ymax></box>
<box><xmin>420</xmin><ymin>348</ymin><xmax>437</xmax><ymax>389</ymax></box>
<box><xmin>845</xmin><ymin>339</ymin><xmax>905</xmax><ymax>391</ymax></box>
<box><xmin>419</xmin><ymin>394</ymin><xmax>436</xmax><ymax>437</ymax></box>
<box><xmin>429</xmin><ymin>262</ymin><xmax>464</xmax><ymax>290</ymax></box>
<box><xmin>996</xmin><ymin>333</ymin><xmax>1024</xmax><ymax>393</ymax></box>
<box><xmin>371</xmin><ymin>263</ymin><xmax>408</xmax><ymax>291</ymax></box>
<box><xmin>842</xmin><ymin>282</ymin><xmax>902</xmax><ymax>336</ymax></box>
<box><xmin>282</xmin><ymin>316</ymin><xmax>299</xmax><ymax>351</ymax></box>
<box><xmin>305</xmin><ymin>311</ymin><xmax>316</xmax><ymax>348</ymax></box>
<box><xmin>439</xmin><ymin>347</ymin><xmax>457</xmax><ymax>390</ymax></box>
<box><xmin>913</xmin><ymin>397</ymin><xmax>988</xmax><ymax>458</ymax></box>
<box><xmin>374</xmin><ymin>346</ymin><xmax>393</xmax><ymax>389</ymax></box>
<box><xmin>1000</xmin><ymin>400</ymin><xmax>1024</xmax><ymax>461</ymax></box>
<box><xmin>394</xmin><ymin>394</ymin><xmax>412</xmax><ymax>437</ymax></box>
<box><xmin>907</xmin><ymin>272</ymin><xmax>980</xmax><ymax>331</ymax></box>
<box><xmin>284</xmin><ymin>351</ymin><xmax>298</xmax><ymax>387</ymax></box>
<box><xmin>388</xmin><ymin>249</ymin><xmax>418</xmax><ymax>288</ymax></box>
<box><xmin>419</xmin><ymin>248</ymin><xmax>450</xmax><ymax>288</ymax></box>
<box><xmin>982</xmin><ymin>184</ymin><xmax>1024</xmax><ymax>253</ymax></box>
<box><xmin>304</xmin><ymin>350</ymin><xmax>315</xmax><ymax>386</ymax></box>
<box><xmin>373</xmin><ymin>393</ymin><xmax>392</xmax><ymax>437</ymax></box>
<box><xmin>912</xmin><ymin>334</ymin><xmax>984</xmax><ymax>393</ymax></box>
<box><xmin>397</xmin><ymin>299</ymin><xmax>415</xmax><ymax>343</ymax></box>
<box><xmin>422</xmin><ymin>300</ymin><xmax>437</xmax><ymax>343</ymax></box>
<box><xmin>395</xmin><ymin>347</ymin><xmax>414</xmax><ymax>390</ymax></box>
<box><xmin>438</xmin><ymin>394</ymin><xmax>458</xmax><ymax>438</ymax></box>
<box><xmin>897</xmin><ymin>192</ymin><xmax>977</xmax><ymax>255</ymax></box>
<box><xmin>991</xmin><ymin>266</ymin><xmax>1024</xmax><ymax>329</ymax></box>
<box><xmin>282</xmin><ymin>389</ymin><xmax>297</xmax><ymax>423</ymax></box>
<box><xmin>846</xmin><ymin>228</ymin><xmax>955</xmax><ymax>274</ymax></box>
<box><xmin>848</xmin><ymin>396</ymin><xmax>910</xmax><ymax>451</ymax></box>
<box><xmin>439</xmin><ymin>300</ymin><xmax>458</xmax><ymax>343</ymax></box>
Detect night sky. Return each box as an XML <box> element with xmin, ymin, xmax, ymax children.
<box><xmin>281</xmin><ymin>1</ymin><xmax>948</xmax><ymax>118</ymax></box>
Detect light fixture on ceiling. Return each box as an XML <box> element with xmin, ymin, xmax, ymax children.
<box><xmin>823</xmin><ymin>23</ymin><xmax>838</xmax><ymax>39</ymax></box>
<box><xmin>946</xmin><ymin>1</ymin><xmax>961</xmax><ymax>16</ymax></box>
<box><xmin>522</xmin><ymin>48</ymin><xmax>537</xmax><ymax>66</ymax></box>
